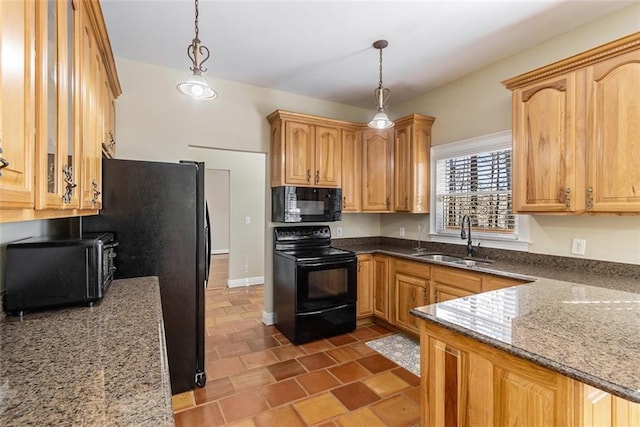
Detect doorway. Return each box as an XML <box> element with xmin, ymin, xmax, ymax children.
<box><xmin>205</xmin><ymin>169</ymin><xmax>230</xmax><ymax>288</ymax></box>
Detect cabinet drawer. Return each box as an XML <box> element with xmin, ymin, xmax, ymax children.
<box><xmin>482</xmin><ymin>274</ymin><xmax>530</xmax><ymax>292</ymax></box>
<box><xmin>394</xmin><ymin>259</ymin><xmax>431</xmax><ymax>279</ymax></box>
<box><xmin>432</xmin><ymin>266</ymin><xmax>482</xmax><ymax>293</ymax></box>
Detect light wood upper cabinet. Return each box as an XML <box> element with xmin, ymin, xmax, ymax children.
<box><xmin>510</xmin><ymin>74</ymin><xmax>580</xmax><ymax>213</ymax></box>
<box><xmin>393</xmin><ymin>114</ymin><xmax>434</xmax><ymax>213</ymax></box>
<box><xmin>341</xmin><ymin>128</ymin><xmax>361</xmax><ymax>212</ymax></box>
<box><xmin>268</xmin><ymin>111</ymin><xmax>350</xmax><ymax>188</ymax></box>
<box><xmin>504</xmin><ymin>31</ymin><xmax>640</xmax><ymax>214</ymax></box>
<box><xmin>356</xmin><ymin>254</ymin><xmax>373</xmax><ymax>318</ymax></box>
<box><xmin>0</xmin><ymin>0</ymin><xmax>35</xmax><ymax>211</ymax></box>
<box><xmin>586</xmin><ymin>49</ymin><xmax>640</xmax><ymax>212</ymax></box>
<box><xmin>0</xmin><ymin>0</ymin><xmax>120</xmax><ymax>223</ymax></box>
<box><xmin>362</xmin><ymin>128</ymin><xmax>394</xmax><ymax>212</ymax></box>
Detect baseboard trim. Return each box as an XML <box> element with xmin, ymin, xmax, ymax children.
<box><xmin>227</xmin><ymin>276</ymin><xmax>264</xmax><ymax>288</ymax></box>
<box><xmin>262</xmin><ymin>311</ymin><xmax>276</xmax><ymax>326</ymax></box>
<box><xmin>211</xmin><ymin>249</ymin><xmax>229</xmax><ymax>255</ymax></box>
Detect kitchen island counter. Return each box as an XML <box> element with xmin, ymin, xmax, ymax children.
<box><xmin>0</xmin><ymin>276</ymin><xmax>173</xmax><ymax>426</ymax></box>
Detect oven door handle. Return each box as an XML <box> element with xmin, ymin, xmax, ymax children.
<box><xmin>103</xmin><ymin>242</ymin><xmax>119</xmax><ymax>249</ymax></box>
<box><xmin>297</xmin><ymin>304</ymin><xmax>351</xmax><ymax>317</ymax></box>
<box><xmin>298</xmin><ymin>258</ymin><xmax>356</xmax><ymax>268</ymax></box>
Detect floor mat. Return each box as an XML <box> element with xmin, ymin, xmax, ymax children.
<box><xmin>366</xmin><ymin>333</ymin><xmax>420</xmax><ymax>376</ymax></box>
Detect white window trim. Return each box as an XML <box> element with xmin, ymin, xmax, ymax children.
<box><xmin>430</xmin><ymin>130</ymin><xmax>530</xmax><ymax>252</ymax></box>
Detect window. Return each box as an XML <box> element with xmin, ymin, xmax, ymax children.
<box><xmin>430</xmin><ymin>131</ymin><xmax>529</xmax><ymax>251</ymax></box>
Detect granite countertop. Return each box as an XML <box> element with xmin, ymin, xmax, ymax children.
<box><xmin>333</xmin><ymin>239</ymin><xmax>640</xmax><ymax>402</ymax></box>
<box><xmin>0</xmin><ymin>277</ymin><xmax>173</xmax><ymax>426</ymax></box>
<box><xmin>410</xmin><ymin>280</ymin><xmax>640</xmax><ymax>403</ymax></box>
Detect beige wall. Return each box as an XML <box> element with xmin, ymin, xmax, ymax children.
<box><xmin>383</xmin><ymin>3</ymin><xmax>640</xmax><ymax>264</ymax></box>
<box><xmin>206</xmin><ymin>169</ymin><xmax>230</xmax><ymax>253</ymax></box>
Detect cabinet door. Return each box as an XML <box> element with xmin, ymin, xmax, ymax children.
<box><xmin>394</xmin><ymin>124</ymin><xmax>411</xmax><ymax>212</ymax></box>
<box><xmin>0</xmin><ymin>0</ymin><xmax>35</xmax><ymax>209</ymax></box>
<box><xmin>433</xmin><ymin>283</ymin><xmax>473</xmax><ymax>303</ymax></box>
<box><xmin>512</xmin><ymin>74</ymin><xmax>579</xmax><ymax>212</ymax></box>
<box><xmin>362</xmin><ymin>129</ymin><xmax>393</xmax><ymax>212</ymax></box>
<box><xmin>394</xmin><ymin>273</ymin><xmax>427</xmax><ymax>335</ymax></box>
<box><xmin>373</xmin><ymin>255</ymin><xmax>390</xmax><ymax>321</ymax></box>
<box><xmin>341</xmin><ymin>129</ymin><xmax>361</xmax><ymax>212</ymax></box>
<box><xmin>314</xmin><ymin>125</ymin><xmax>341</xmax><ymax>187</ymax></box>
<box><xmin>284</xmin><ymin>121</ymin><xmax>314</xmax><ymax>186</ymax></box>
<box><xmin>356</xmin><ymin>254</ymin><xmax>373</xmax><ymax>318</ymax></box>
<box><xmin>586</xmin><ymin>50</ymin><xmax>640</xmax><ymax>212</ymax></box>
<box><xmin>432</xmin><ymin>266</ymin><xmax>482</xmax><ymax>294</ymax></box>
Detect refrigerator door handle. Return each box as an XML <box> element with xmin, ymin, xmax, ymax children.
<box><xmin>205</xmin><ymin>202</ymin><xmax>211</xmax><ymax>282</ymax></box>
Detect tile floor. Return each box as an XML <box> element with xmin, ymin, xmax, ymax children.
<box><xmin>171</xmin><ymin>255</ymin><xmax>421</xmax><ymax>426</ymax></box>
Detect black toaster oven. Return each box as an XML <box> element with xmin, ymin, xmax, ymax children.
<box><xmin>3</xmin><ymin>232</ymin><xmax>118</xmax><ymax>316</ymax></box>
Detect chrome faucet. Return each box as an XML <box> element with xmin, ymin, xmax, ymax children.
<box><xmin>460</xmin><ymin>214</ymin><xmax>479</xmax><ymax>257</ymax></box>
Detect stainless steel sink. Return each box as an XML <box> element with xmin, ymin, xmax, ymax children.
<box><xmin>412</xmin><ymin>252</ymin><xmax>492</xmax><ymax>267</ymax></box>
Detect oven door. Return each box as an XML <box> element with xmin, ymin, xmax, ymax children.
<box><xmin>295</xmin><ymin>256</ymin><xmax>356</xmax><ymax>313</ymax></box>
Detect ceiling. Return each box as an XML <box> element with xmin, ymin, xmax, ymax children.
<box><xmin>101</xmin><ymin>0</ymin><xmax>634</xmax><ymax>108</ymax></box>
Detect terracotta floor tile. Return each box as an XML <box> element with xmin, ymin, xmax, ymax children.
<box><xmin>230</xmin><ymin>299</ymin><xmax>251</xmax><ymax>306</ymax></box>
<box><xmin>300</xmin><ymin>338</ymin><xmax>334</xmax><ymax>354</ymax></box>
<box><xmin>273</xmin><ymin>333</ymin><xmax>293</xmax><ymax>346</ymax></box>
<box><xmin>253</xmin><ymin>405</ymin><xmax>306</xmax><ymax>427</ymax></box>
<box><xmin>326</xmin><ymin>346</ymin><xmax>362</xmax><ymax>363</ymax></box>
<box><xmin>404</xmin><ymin>387</ymin><xmax>421</xmax><ymax>405</ymax></box>
<box><xmin>240</xmin><ymin>349</ymin><xmax>280</xmax><ymax>370</ymax></box>
<box><xmin>224</xmin><ymin>305</ymin><xmax>249</xmax><ymax>315</ymax></box>
<box><xmin>327</xmin><ymin>334</ymin><xmax>357</xmax><ymax>347</ymax></box>
<box><xmin>296</xmin><ymin>369</ymin><xmax>340</xmax><ymax>395</ymax></box>
<box><xmin>247</xmin><ymin>335</ymin><xmax>280</xmax><ymax>352</ymax></box>
<box><xmin>266</xmin><ymin>359</ymin><xmax>307</xmax><ymax>381</ymax></box>
<box><xmin>297</xmin><ymin>352</ymin><xmax>338</xmax><ymax>371</ymax></box>
<box><xmin>293</xmin><ymin>392</ymin><xmax>347</xmax><ymax>425</ymax></box>
<box><xmin>350</xmin><ymin>327</ymin><xmax>380</xmax><ymax>341</ymax></box>
<box><xmin>231</xmin><ymin>367</ymin><xmax>275</xmax><ymax>392</ymax></box>
<box><xmin>234</xmin><ymin>318</ymin><xmax>263</xmax><ymax>331</ymax></box>
<box><xmin>392</xmin><ymin>367</ymin><xmax>421</xmax><ymax>387</ymax></box>
<box><xmin>226</xmin><ymin>419</ymin><xmax>256</xmax><ymax>427</ymax></box>
<box><xmin>259</xmin><ymin>378</ymin><xmax>307</xmax><ymax>407</ymax></box>
<box><xmin>335</xmin><ymin>407</ymin><xmax>387</xmax><ymax>427</ymax></box>
<box><xmin>364</xmin><ymin>372</ymin><xmax>411</xmax><ymax>397</ymax></box>
<box><xmin>194</xmin><ymin>376</ymin><xmax>236</xmax><ymax>405</ymax></box>
<box><xmin>207</xmin><ymin>356</ymin><xmax>246</xmax><ymax>380</ymax></box>
<box><xmin>171</xmin><ymin>391</ymin><xmax>195</xmax><ymax>412</ymax></box>
<box><xmin>328</xmin><ymin>361</ymin><xmax>372</xmax><ymax>384</ymax></box>
<box><xmin>371</xmin><ymin>394</ymin><xmax>420</xmax><ymax>427</ymax></box>
<box><xmin>217</xmin><ymin>341</ymin><xmax>253</xmax><ymax>359</ymax></box>
<box><xmin>349</xmin><ymin>341</ymin><xmax>376</xmax><ymax>356</ymax></box>
<box><xmin>357</xmin><ymin>353</ymin><xmax>398</xmax><ymax>374</ymax></box>
<box><xmin>331</xmin><ymin>381</ymin><xmax>381</xmax><ymax>410</ymax></box>
<box><xmin>174</xmin><ymin>401</ymin><xmax>225</xmax><ymax>426</ymax></box>
<box><xmin>227</xmin><ymin>328</ymin><xmax>260</xmax><ymax>343</ymax></box>
<box><xmin>271</xmin><ymin>344</ymin><xmax>307</xmax><ymax>361</ymax></box>
<box><xmin>370</xmin><ymin>324</ymin><xmax>393</xmax><ymax>335</ymax></box>
<box><xmin>216</xmin><ymin>314</ymin><xmax>245</xmax><ymax>324</ymax></box>
<box><xmin>219</xmin><ymin>390</ymin><xmax>269</xmax><ymax>423</ymax></box>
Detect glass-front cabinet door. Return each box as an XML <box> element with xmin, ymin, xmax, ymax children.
<box><xmin>35</xmin><ymin>0</ymin><xmax>79</xmax><ymax>209</ymax></box>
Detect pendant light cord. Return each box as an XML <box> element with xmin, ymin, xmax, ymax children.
<box><xmin>194</xmin><ymin>0</ymin><xmax>200</xmax><ymax>41</ymax></box>
<box><xmin>378</xmin><ymin>48</ymin><xmax>384</xmax><ymax>90</ymax></box>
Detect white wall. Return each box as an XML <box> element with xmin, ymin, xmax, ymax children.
<box><xmin>383</xmin><ymin>3</ymin><xmax>640</xmax><ymax>264</ymax></box>
<box><xmin>206</xmin><ymin>169</ymin><xmax>230</xmax><ymax>253</ymax></box>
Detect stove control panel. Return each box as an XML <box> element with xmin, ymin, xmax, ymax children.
<box><xmin>274</xmin><ymin>225</ymin><xmax>331</xmax><ymax>242</ymax></box>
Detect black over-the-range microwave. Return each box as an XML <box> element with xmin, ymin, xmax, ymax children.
<box><xmin>272</xmin><ymin>186</ymin><xmax>342</xmax><ymax>223</ymax></box>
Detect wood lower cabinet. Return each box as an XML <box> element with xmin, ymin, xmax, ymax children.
<box><xmin>482</xmin><ymin>273</ymin><xmax>529</xmax><ymax>292</ymax></box>
<box><xmin>372</xmin><ymin>255</ymin><xmax>390</xmax><ymax>321</ymax></box>
<box><xmin>504</xmin><ymin>32</ymin><xmax>640</xmax><ymax>214</ymax></box>
<box><xmin>393</xmin><ymin>259</ymin><xmax>430</xmax><ymax>335</ymax></box>
<box><xmin>362</xmin><ymin>128</ymin><xmax>394</xmax><ymax>212</ymax></box>
<box><xmin>341</xmin><ymin>128</ymin><xmax>361</xmax><ymax>212</ymax></box>
<box><xmin>431</xmin><ymin>265</ymin><xmax>482</xmax><ymax>303</ymax></box>
<box><xmin>420</xmin><ymin>320</ymin><xmax>640</xmax><ymax>427</ymax></box>
<box><xmin>356</xmin><ymin>254</ymin><xmax>373</xmax><ymax>318</ymax></box>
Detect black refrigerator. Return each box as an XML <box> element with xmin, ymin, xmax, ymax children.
<box><xmin>82</xmin><ymin>158</ymin><xmax>210</xmax><ymax>394</ymax></box>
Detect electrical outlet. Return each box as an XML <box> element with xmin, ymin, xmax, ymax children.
<box><xmin>244</xmin><ymin>216</ymin><xmax>251</xmax><ymax>225</ymax></box>
<box><xmin>336</xmin><ymin>226</ymin><xmax>343</xmax><ymax>237</ymax></box>
<box><xmin>399</xmin><ymin>227</ymin><xmax>405</xmax><ymax>237</ymax></box>
<box><xmin>571</xmin><ymin>238</ymin><xmax>586</xmax><ymax>256</ymax></box>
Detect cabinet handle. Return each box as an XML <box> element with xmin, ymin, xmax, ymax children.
<box><xmin>306</xmin><ymin>169</ymin><xmax>311</xmax><ymax>183</ymax></box>
<box><xmin>108</xmin><ymin>131</ymin><xmax>115</xmax><ymax>150</ymax></box>
<box><xmin>343</xmin><ymin>196</ymin><xmax>347</xmax><ymax>208</ymax></box>
<box><xmin>404</xmin><ymin>196</ymin><xmax>408</xmax><ymax>208</ymax></box>
<box><xmin>315</xmin><ymin>170</ymin><xmax>320</xmax><ymax>184</ymax></box>
<box><xmin>386</xmin><ymin>197</ymin><xmax>390</xmax><ymax>209</ymax></box>
<box><xmin>0</xmin><ymin>145</ymin><xmax>9</xmax><ymax>178</ymax></box>
<box><xmin>586</xmin><ymin>186</ymin><xmax>593</xmax><ymax>210</ymax></box>
<box><xmin>564</xmin><ymin>187</ymin><xmax>571</xmax><ymax>209</ymax></box>
<box><xmin>357</xmin><ymin>262</ymin><xmax>361</xmax><ymax>273</ymax></box>
<box><xmin>433</xmin><ymin>289</ymin><xmax>438</xmax><ymax>303</ymax></box>
<box><xmin>62</xmin><ymin>164</ymin><xmax>77</xmax><ymax>204</ymax></box>
<box><xmin>91</xmin><ymin>179</ymin><xmax>101</xmax><ymax>206</ymax></box>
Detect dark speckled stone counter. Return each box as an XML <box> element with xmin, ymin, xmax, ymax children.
<box><xmin>0</xmin><ymin>277</ymin><xmax>173</xmax><ymax>426</ymax></box>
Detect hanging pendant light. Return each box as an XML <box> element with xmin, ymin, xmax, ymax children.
<box><xmin>177</xmin><ymin>0</ymin><xmax>217</xmax><ymax>100</ymax></box>
<box><xmin>368</xmin><ymin>40</ymin><xmax>394</xmax><ymax>129</ymax></box>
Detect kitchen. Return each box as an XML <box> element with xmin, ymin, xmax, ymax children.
<box><xmin>1</xmin><ymin>0</ymin><xmax>640</xmax><ymax>426</ymax></box>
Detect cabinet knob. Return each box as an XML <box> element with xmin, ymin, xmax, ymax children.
<box><xmin>91</xmin><ymin>179</ymin><xmax>101</xmax><ymax>206</ymax></box>
<box><xmin>564</xmin><ymin>187</ymin><xmax>571</xmax><ymax>209</ymax></box>
<box><xmin>315</xmin><ymin>170</ymin><xmax>320</xmax><ymax>184</ymax></box>
<box><xmin>306</xmin><ymin>169</ymin><xmax>311</xmax><ymax>183</ymax></box>
<box><xmin>62</xmin><ymin>164</ymin><xmax>77</xmax><ymax>204</ymax></box>
<box><xmin>586</xmin><ymin>186</ymin><xmax>594</xmax><ymax>210</ymax></box>
<box><xmin>108</xmin><ymin>131</ymin><xmax>115</xmax><ymax>149</ymax></box>
<box><xmin>343</xmin><ymin>196</ymin><xmax>347</xmax><ymax>208</ymax></box>
<box><xmin>0</xmin><ymin>146</ymin><xmax>9</xmax><ymax>178</ymax></box>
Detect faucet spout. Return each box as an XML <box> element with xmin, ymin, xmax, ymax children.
<box><xmin>461</xmin><ymin>214</ymin><xmax>475</xmax><ymax>257</ymax></box>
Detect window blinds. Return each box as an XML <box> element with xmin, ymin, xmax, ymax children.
<box><xmin>436</xmin><ymin>149</ymin><xmax>515</xmax><ymax>234</ymax></box>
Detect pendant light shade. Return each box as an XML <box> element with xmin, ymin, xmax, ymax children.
<box><xmin>368</xmin><ymin>40</ymin><xmax>394</xmax><ymax>129</ymax></box>
<box><xmin>177</xmin><ymin>0</ymin><xmax>217</xmax><ymax>100</ymax></box>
